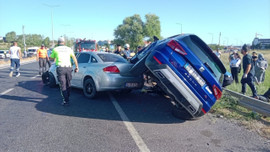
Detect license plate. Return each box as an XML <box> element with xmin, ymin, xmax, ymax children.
<box><xmin>125</xmin><ymin>82</ymin><xmax>139</xmax><ymax>88</ymax></box>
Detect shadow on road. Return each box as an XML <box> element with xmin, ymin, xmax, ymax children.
<box><xmin>0</xmin><ymin>80</ymin><xmax>185</xmax><ymax>124</ymax></box>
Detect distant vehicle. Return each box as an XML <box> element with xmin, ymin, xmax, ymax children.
<box><xmin>27</xmin><ymin>47</ymin><xmax>39</xmax><ymax>57</ymax></box>
<box><xmin>0</xmin><ymin>50</ymin><xmax>6</xmax><ymax>59</ymax></box>
<box><xmin>42</xmin><ymin>52</ymin><xmax>144</xmax><ymax>98</ymax></box>
<box><xmin>5</xmin><ymin>50</ymin><xmax>10</xmax><ymax>58</ymax></box>
<box><xmin>74</xmin><ymin>39</ymin><xmax>97</xmax><ymax>53</ymax></box>
<box><xmin>130</xmin><ymin>34</ymin><xmax>231</xmax><ymax>119</ymax></box>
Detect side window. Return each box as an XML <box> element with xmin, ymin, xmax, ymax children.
<box><xmin>77</xmin><ymin>53</ymin><xmax>90</xmax><ymax>63</ymax></box>
<box><xmin>91</xmin><ymin>56</ymin><xmax>98</xmax><ymax>63</ymax></box>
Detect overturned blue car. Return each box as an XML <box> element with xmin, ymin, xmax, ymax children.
<box><xmin>130</xmin><ymin>34</ymin><xmax>229</xmax><ymax>119</ymax></box>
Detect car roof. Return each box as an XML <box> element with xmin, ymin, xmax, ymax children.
<box><xmin>78</xmin><ymin>51</ymin><xmax>127</xmax><ymax>63</ymax></box>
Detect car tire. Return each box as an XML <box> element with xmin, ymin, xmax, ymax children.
<box><xmin>49</xmin><ymin>72</ymin><xmax>57</xmax><ymax>88</ymax></box>
<box><xmin>42</xmin><ymin>71</ymin><xmax>50</xmax><ymax>85</ymax></box>
<box><xmin>83</xmin><ymin>78</ymin><xmax>97</xmax><ymax>99</ymax></box>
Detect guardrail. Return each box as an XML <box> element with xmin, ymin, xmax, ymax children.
<box><xmin>223</xmin><ymin>88</ymin><xmax>270</xmax><ymax>117</ymax></box>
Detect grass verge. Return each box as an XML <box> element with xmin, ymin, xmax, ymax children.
<box><xmin>211</xmin><ymin>49</ymin><xmax>270</xmax><ymax>139</ymax></box>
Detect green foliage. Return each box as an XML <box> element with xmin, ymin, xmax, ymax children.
<box><xmin>114</xmin><ymin>14</ymin><xmax>144</xmax><ymax>50</ymax></box>
<box><xmin>144</xmin><ymin>14</ymin><xmax>161</xmax><ymax>41</ymax></box>
<box><xmin>5</xmin><ymin>31</ymin><xmax>16</xmax><ymax>43</ymax></box>
<box><xmin>43</xmin><ymin>37</ymin><xmax>50</xmax><ymax>47</ymax></box>
<box><xmin>114</xmin><ymin>13</ymin><xmax>161</xmax><ymax>50</ymax></box>
<box><xmin>2</xmin><ymin>31</ymin><xmax>75</xmax><ymax>50</ymax></box>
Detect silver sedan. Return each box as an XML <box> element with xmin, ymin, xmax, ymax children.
<box><xmin>43</xmin><ymin>52</ymin><xmax>144</xmax><ymax>98</ymax></box>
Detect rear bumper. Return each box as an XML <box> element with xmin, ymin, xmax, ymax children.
<box><xmin>150</xmin><ymin>65</ymin><xmax>204</xmax><ymax>117</ymax></box>
<box><xmin>96</xmin><ymin>74</ymin><xmax>144</xmax><ymax>91</ymax></box>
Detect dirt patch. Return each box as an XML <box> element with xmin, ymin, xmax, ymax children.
<box><xmin>240</xmin><ymin>120</ymin><xmax>270</xmax><ymax>139</ymax></box>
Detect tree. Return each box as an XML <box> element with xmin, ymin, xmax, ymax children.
<box><xmin>114</xmin><ymin>14</ymin><xmax>144</xmax><ymax>50</ymax></box>
<box><xmin>143</xmin><ymin>14</ymin><xmax>161</xmax><ymax>42</ymax></box>
<box><xmin>43</xmin><ymin>37</ymin><xmax>50</xmax><ymax>47</ymax></box>
<box><xmin>5</xmin><ymin>31</ymin><xmax>16</xmax><ymax>43</ymax></box>
<box><xmin>25</xmin><ymin>34</ymin><xmax>43</xmax><ymax>47</ymax></box>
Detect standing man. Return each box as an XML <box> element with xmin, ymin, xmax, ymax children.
<box><xmin>9</xmin><ymin>41</ymin><xmax>22</xmax><ymax>77</ymax></box>
<box><xmin>114</xmin><ymin>44</ymin><xmax>122</xmax><ymax>55</ymax></box>
<box><xmin>37</xmin><ymin>44</ymin><xmax>49</xmax><ymax>75</ymax></box>
<box><xmin>240</xmin><ymin>44</ymin><xmax>258</xmax><ymax>99</ymax></box>
<box><xmin>50</xmin><ymin>37</ymin><xmax>79</xmax><ymax>106</ymax></box>
<box><xmin>123</xmin><ymin>43</ymin><xmax>131</xmax><ymax>60</ymax></box>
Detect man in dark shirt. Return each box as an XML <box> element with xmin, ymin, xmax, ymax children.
<box><xmin>114</xmin><ymin>44</ymin><xmax>122</xmax><ymax>55</ymax></box>
<box><xmin>241</xmin><ymin>44</ymin><xmax>258</xmax><ymax>99</ymax></box>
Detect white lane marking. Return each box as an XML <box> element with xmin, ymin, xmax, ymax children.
<box><xmin>108</xmin><ymin>93</ymin><xmax>150</xmax><ymax>152</ymax></box>
<box><xmin>31</xmin><ymin>75</ymin><xmax>40</xmax><ymax>79</ymax></box>
<box><xmin>0</xmin><ymin>88</ymin><xmax>14</xmax><ymax>95</ymax></box>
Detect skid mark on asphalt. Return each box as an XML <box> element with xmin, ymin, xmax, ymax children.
<box><xmin>108</xmin><ymin>93</ymin><xmax>150</xmax><ymax>152</ymax></box>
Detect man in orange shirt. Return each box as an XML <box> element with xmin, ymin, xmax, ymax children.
<box><xmin>37</xmin><ymin>44</ymin><xmax>49</xmax><ymax>75</ymax></box>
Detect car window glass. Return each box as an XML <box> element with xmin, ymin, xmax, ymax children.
<box><xmin>182</xmin><ymin>36</ymin><xmax>223</xmax><ymax>82</ymax></box>
<box><xmin>91</xmin><ymin>56</ymin><xmax>98</xmax><ymax>63</ymax></box>
<box><xmin>77</xmin><ymin>53</ymin><xmax>90</xmax><ymax>63</ymax></box>
<box><xmin>97</xmin><ymin>54</ymin><xmax>127</xmax><ymax>63</ymax></box>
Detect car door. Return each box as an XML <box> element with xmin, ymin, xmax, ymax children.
<box><xmin>72</xmin><ymin>53</ymin><xmax>91</xmax><ymax>88</ymax></box>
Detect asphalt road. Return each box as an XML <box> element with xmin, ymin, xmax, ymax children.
<box><xmin>0</xmin><ymin>62</ymin><xmax>269</xmax><ymax>152</ymax></box>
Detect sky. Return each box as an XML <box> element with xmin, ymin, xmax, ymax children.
<box><xmin>0</xmin><ymin>0</ymin><xmax>269</xmax><ymax>46</ymax></box>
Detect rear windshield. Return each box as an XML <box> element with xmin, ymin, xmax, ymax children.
<box><xmin>182</xmin><ymin>36</ymin><xmax>224</xmax><ymax>82</ymax></box>
<box><xmin>97</xmin><ymin>54</ymin><xmax>127</xmax><ymax>63</ymax></box>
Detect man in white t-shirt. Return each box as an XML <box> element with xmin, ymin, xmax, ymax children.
<box><xmin>9</xmin><ymin>42</ymin><xmax>22</xmax><ymax>77</ymax></box>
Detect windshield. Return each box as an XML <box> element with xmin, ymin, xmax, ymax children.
<box><xmin>28</xmin><ymin>49</ymin><xmax>36</xmax><ymax>52</ymax></box>
<box><xmin>0</xmin><ymin>51</ymin><xmax>4</xmax><ymax>53</ymax></box>
<box><xmin>97</xmin><ymin>54</ymin><xmax>127</xmax><ymax>63</ymax></box>
<box><xmin>182</xmin><ymin>36</ymin><xmax>224</xmax><ymax>83</ymax></box>
<box><xmin>81</xmin><ymin>43</ymin><xmax>96</xmax><ymax>50</ymax></box>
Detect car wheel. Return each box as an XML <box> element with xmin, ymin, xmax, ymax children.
<box><xmin>83</xmin><ymin>78</ymin><xmax>97</xmax><ymax>99</ymax></box>
<box><xmin>42</xmin><ymin>71</ymin><xmax>50</xmax><ymax>85</ymax></box>
<box><xmin>49</xmin><ymin>72</ymin><xmax>57</xmax><ymax>88</ymax></box>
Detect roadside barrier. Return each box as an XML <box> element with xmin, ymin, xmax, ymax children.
<box><xmin>223</xmin><ymin>88</ymin><xmax>270</xmax><ymax>117</ymax></box>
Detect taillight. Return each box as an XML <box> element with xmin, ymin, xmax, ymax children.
<box><xmin>213</xmin><ymin>85</ymin><xmax>222</xmax><ymax>100</ymax></box>
<box><xmin>202</xmin><ymin>108</ymin><xmax>206</xmax><ymax>114</ymax></box>
<box><xmin>103</xmin><ymin>65</ymin><xmax>120</xmax><ymax>73</ymax></box>
<box><xmin>167</xmin><ymin>40</ymin><xmax>187</xmax><ymax>55</ymax></box>
<box><xmin>153</xmin><ymin>56</ymin><xmax>162</xmax><ymax>64</ymax></box>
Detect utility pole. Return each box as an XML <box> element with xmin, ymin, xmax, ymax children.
<box><xmin>43</xmin><ymin>3</ymin><xmax>60</xmax><ymax>47</ymax></box>
<box><xmin>176</xmin><ymin>23</ymin><xmax>182</xmax><ymax>34</ymax></box>
<box><xmin>22</xmin><ymin>25</ymin><xmax>26</xmax><ymax>53</ymax></box>
<box><xmin>218</xmin><ymin>32</ymin><xmax>221</xmax><ymax>47</ymax></box>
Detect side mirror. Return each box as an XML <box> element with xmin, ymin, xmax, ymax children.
<box><xmin>222</xmin><ymin>71</ymin><xmax>233</xmax><ymax>87</ymax></box>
